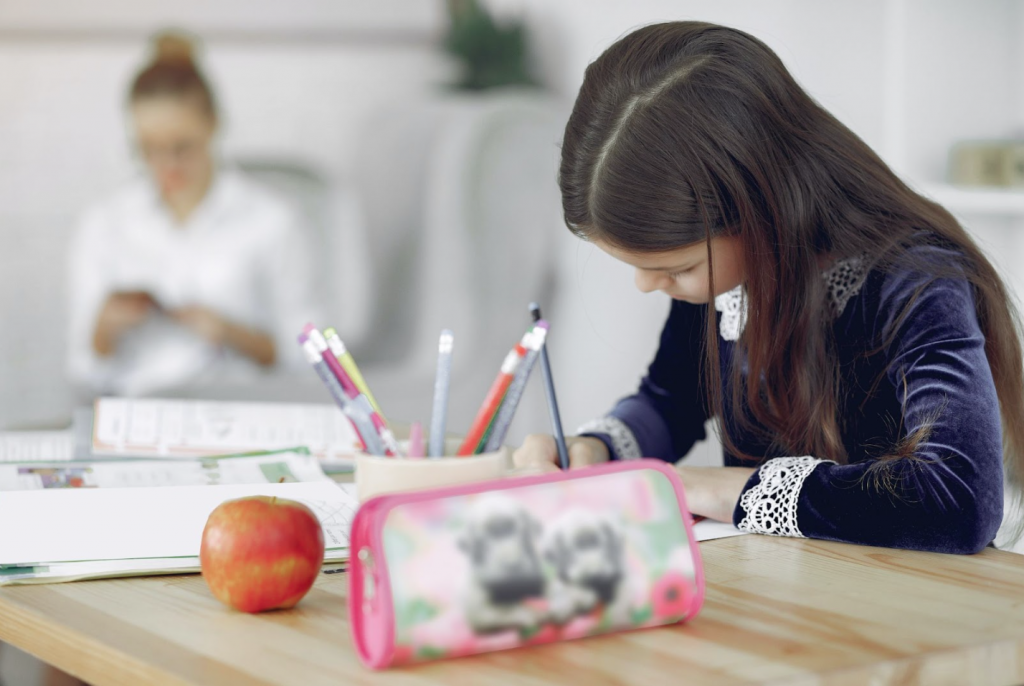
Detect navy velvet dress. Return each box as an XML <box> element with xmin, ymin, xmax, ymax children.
<box><xmin>581</xmin><ymin>251</ymin><xmax>1005</xmax><ymax>554</ymax></box>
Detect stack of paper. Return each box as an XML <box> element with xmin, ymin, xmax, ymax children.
<box><xmin>91</xmin><ymin>398</ymin><xmax>363</xmax><ymax>471</ymax></box>
<box><xmin>0</xmin><ymin>431</ymin><xmax>75</xmax><ymax>463</ymax></box>
<box><xmin>0</xmin><ymin>481</ymin><xmax>357</xmax><ymax>585</ymax></box>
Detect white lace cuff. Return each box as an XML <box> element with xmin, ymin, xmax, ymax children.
<box><xmin>576</xmin><ymin>416</ymin><xmax>642</xmax><ymax>460</ymax></box>
<box><xmin>737</xmin><ymin>456</ymin><xmax>834</xmax><ymax>537</ymax></box>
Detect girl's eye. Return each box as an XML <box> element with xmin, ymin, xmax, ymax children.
<box><xmin>668</xmin><ymin>267</ymin><xmax>695</xmax><ymax>279</ymax></box>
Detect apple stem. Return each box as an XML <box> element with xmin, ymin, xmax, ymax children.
<box><xmin>270</xmin><ymin>496</ymin><xmax>277</xmax><ymax>505</ymax></box>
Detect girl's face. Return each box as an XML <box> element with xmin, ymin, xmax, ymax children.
<box><xmin>131</xmin><ymin>96</ymin><xmax>215</xmax><ymax>198</ymax></box>
<box><xmin>596</xmin><ymin>236</ymin><xmax>746</xmax><ymax>304</ymax></box>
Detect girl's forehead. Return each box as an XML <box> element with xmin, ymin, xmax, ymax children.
<box><xmin>594</xmin><ymin>239</ymin><xmax>706</xmax><ymax>270</ymax></box>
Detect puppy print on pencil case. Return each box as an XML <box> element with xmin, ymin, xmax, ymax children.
<box><xmin>458</xmin><ymin>495</ymin><xmax>547</xmax><ymax>635</ymax></box>
<box><xmin>541</xmin><ymin>510</ymin><xmax>627</xmax><ymax>625</ymax></box>
<box><xmin>380</xmin><ymin>469</ymin><xmax>701</xmax><ymax>664</ymax></box>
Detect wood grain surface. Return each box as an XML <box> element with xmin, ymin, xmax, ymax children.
<box><xmin>2</xmin><ymin>535</ymin><xmax>1023</xmax><ymax>686</ymax></box>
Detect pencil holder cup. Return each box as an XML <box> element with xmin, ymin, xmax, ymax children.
<box><xmin>355</xmin><ymin>438</ymin><xmax>511</xmax><ymax>502</ymax></box>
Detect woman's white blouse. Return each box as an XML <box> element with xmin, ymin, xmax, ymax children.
<box><xmin>67</xmin><ymin>169</ymin><xmax>321</xmax><ymax>396</ymax></box>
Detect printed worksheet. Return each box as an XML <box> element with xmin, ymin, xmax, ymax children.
<box><xmin>0</xmin><ymin>451</ymin><xmax>330</xmax><ymax>491</ymax></box>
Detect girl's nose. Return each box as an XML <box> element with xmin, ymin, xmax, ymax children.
<box><xmin>634</xmin><ymin>269</ymin><xmax>664</xmax><ymax>294</ymax></box>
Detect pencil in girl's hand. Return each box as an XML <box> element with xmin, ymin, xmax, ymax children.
<box><xmin>428</xmin><ymin>330</ymin><xmax>455</xmax><ymax>458</ymax></box>
<box><xmin>457</xmin><ymin>335</ymin><xmax>529</xmax><ymax>456</ymax></box>
<box><xmin>530</xmin><ymin>303</ymin><xmax>569</xmax><ymax>470</ymax></box>
<box><xmin>483</xmin><ymin>323</ymin><xmax>548</xmax><ymax>453</ymax></box>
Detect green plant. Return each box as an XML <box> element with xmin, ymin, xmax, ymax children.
<box><xmin>444</xmin><ymin>0</ymin><xmax>539</xmax><ymax>91</ymax></box>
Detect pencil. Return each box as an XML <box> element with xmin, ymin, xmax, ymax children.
<box><xmin>407</xmin><ymin>421</ymin><xmax>425</xmax><ymax>458</ymax></box>
<box><xmin>298</xmin><ymin>333</ymin><xmax>381</xmax><ymax>454</ymax></box>
<box><xmin>530</xmin><ymin>303</ymin><xmax>569</xmax><ymax>470</ymax></box>
<box><xmin>323</xmin><ymin>327</ymin><xmax>386</xmax><ymax>422</ymax></box>
<box><xmin>456</xmin><ymin>337</ymin><xmax>528</xmax><ymax>456</ymax></box>
<box><xmin>482</xmin><ymin>322</ymin><xmax>547</xmax><ymax>453</ymax></box>
<box><xmin>303</xmin><ymin>324</ymin><xmax>398</xmax><ymax>456</ymax></box>
<box><xmin>428</xmin><ymin>330</ymin><xmax>454</xmax><ymax>458</ymax></box>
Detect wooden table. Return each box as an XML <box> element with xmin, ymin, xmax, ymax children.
<box><xmin>1</xmin><ymin>535</ymin><xmax>1023</xmax><ymax>686</ymax></box>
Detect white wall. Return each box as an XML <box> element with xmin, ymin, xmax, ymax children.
<box><xmin>0</xmin><ymin>0</ymin><xmax>442</xmax><ymax>34</ymax></box>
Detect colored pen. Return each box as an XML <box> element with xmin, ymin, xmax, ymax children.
<box><xmin>407</xmin><ymin>422</ymin><xmax>425</xmax><ymax>458</ymax></box>
<box><xmin>323</xmin><ymin>327</ymin><xmax>386</xmax><ymax>422</ymax></box>
<box><xmin>428</xmin><ymin>330</ymin><xmax>455</xmax><ymax>458</ymax></box>
<box><xmin>457</xmin><ymin>337</ymin><xmax>528</xmax><ymax>456</ymax></box>
<box><xmin>530</xmin><ymin>303</ymin><xmax>569</xmax><ymax>470</ymax></box>
<box><xmin>474</xmin><ymin>401</ymin><xmax>505</xmax><ymax>454</ymax></box>
<box><xmin>298</xmin><ymin>334</ymin><xmax>381</xmax><ymax>454</ymax></box>
<box><xmin>483</xmin><ymin>322</ymin><xmax>548</xmax><ymax>453</ymax></box>
<box><xmin>303</xmin><ymin>325</ymin><xmax>399</xmax><ymax>457</ymax></box>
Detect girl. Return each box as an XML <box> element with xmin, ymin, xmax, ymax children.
<box><xmin>514</xmin><ymin>21</ymin><xmax>1023</xmax><ymax>555</ymax></box>
<box><xmin>67</xmin><ymin>32</ymin><xmax>319</xmax><ymax>397</ymax></box>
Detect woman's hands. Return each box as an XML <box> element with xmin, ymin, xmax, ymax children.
<box><xmin>92</xmin><ymin>291</ymin><xmax>159</xmax><ymax>356</ymax></box>
<box><xmin>172</xmin><ymin>305</ymin><xmax>276</xmax><ymax>367</ymax></box>
<box><xmin>92</xmin><ymin>293</ymin><xmax>275</xmax><ymax>367</ymax></box>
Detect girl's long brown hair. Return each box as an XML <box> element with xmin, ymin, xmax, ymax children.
<box><xmin>559</xmin><ymin>22</ymin><xmax>1023</xmax><ymax>521</ymax></box>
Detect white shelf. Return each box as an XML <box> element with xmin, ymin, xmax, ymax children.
<box><xmin>914</xmin><ymin>182</ymin><xmax>1024</xmax><ymax>217</ymax></box>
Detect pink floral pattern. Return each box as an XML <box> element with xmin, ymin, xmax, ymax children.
<box><xmin>651</xmin><ymin>572</ymin><xmax>693</xmax><ymax>619</ymax></box>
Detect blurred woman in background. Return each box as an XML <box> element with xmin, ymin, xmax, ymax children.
<box><xmin>67</xmin><ymin>31</ymin><xmax>319</xmax><ymax>397</ymax></box>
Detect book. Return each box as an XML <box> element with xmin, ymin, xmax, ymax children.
<box><xmin>91</xmin><ymin>397</ymin><xmax>363</xmax><ymax>470</ymax></box>
<box><xmin>0</xmin><ymin>481</ymin><xmax>357</xmax><ymax>585</ymax></box>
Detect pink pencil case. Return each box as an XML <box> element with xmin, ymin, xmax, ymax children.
<box><xmin>349</xmin><ymin>459</ymin><xmax>705</xmax><ymax>669</ymax></box>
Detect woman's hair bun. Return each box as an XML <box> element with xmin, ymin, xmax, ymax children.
<box><xmin>152</xmin><ymin>31</ymin><xmax>196</xmax><ymax>67</ymax></box>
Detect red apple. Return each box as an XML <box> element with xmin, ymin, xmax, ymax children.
<box><xmin>200</xmin><ymin>496</ymin><xmax>325</xmax><ymax>613</ymax></box>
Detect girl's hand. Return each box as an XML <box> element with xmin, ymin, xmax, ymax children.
<box><xmin>512</xmin><ymin>434</ymin><xmax>610</xmax><ymax>474</ymax></box>
<box><xmin>674</xmin><ymin>465</ymin><xmax>756</xmax><ymax>522</ymax></box>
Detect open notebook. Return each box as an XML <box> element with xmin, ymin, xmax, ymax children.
<box><xmin>91</xmin><ymin>397</ymin><xmax>363</xmax><ymax>469</ymax></box>
<box><xmin>0</xmin><ymin>481</ymin><xmax>357</xmax><ymax>585</ymax></box>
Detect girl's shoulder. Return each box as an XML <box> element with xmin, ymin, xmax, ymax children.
<box><xmin>846</xmin><ymin>241</ymin><xmax>978</xmax><ymax>341</ymax></box>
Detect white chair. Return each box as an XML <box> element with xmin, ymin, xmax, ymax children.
<box><xmin>348</xmin><ymin>90</ymin><xmax>566</xmax><ymax>440</ymax></box>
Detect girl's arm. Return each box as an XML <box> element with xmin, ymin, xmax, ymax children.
<box><xmin>731</xmin><ymin>270</ymin><xmax>1004</xmax><ymax>554</ymax></box>
<box><xmin>579</xmin><ymin>299</ymin><xmax>711</xmax><ymax>462</ymax></box>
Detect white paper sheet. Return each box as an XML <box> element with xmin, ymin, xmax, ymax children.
<box><xmin>0</xmin><ymin>481</ymin><xmax>357</xmax><ymax>566</ymax></box>
<box><xmin>91</xmin><ymin>398</ymin><xmax>363</xmax><ymax>461</ymax></box>
<box><xmin>693</xmin><ymin>519</ymin><xmax>750</xmax><ymax>542</ymax></box>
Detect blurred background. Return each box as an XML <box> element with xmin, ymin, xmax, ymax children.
<box><xmin>3</xmin><ymin>0</ymin><xmax>1024</xmax><ymax>471</ymax></box>
<box><xmin>3</xmin><ymin>0</ymin><xmax>1024</xmax><ymax>682</ymax></box>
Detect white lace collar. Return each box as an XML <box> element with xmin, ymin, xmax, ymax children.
<box><xmin>714</xmin><ymin>255</ymin><xmax>868</xmax><ymax>341</ymax></box>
